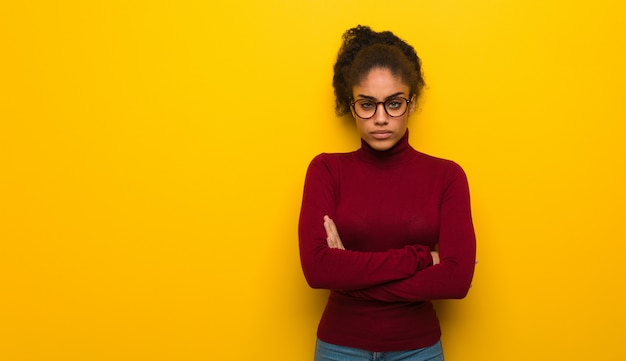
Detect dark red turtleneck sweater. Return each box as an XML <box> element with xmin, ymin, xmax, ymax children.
<box><xmin>298</xmin><ymin>131</ymin><xmax>476</xmax><ymax>352</ymax></box>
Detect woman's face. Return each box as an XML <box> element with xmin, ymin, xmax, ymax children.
<box><xmin>351</xmin><ymin>68</ymin><xmax>415</xmax><ymax>151</ymax></box>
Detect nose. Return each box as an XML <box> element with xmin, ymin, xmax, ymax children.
<box><xmin>373</xmin><ymin>103</ymin><xmax>388</xmax><ymax>125</ymax></box>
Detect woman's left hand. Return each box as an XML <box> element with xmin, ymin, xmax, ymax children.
<box><xmin>323</xmin><ymin>215</ymin><xmax>345</xmax><ymax>250</ymax></box>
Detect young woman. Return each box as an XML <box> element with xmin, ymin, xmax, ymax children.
<box><xmin>298</xmin><ymin>25</ymin><xmax>477</xmax><ymax>360</ymax></box>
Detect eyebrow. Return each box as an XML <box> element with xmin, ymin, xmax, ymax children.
<box><xmin>355</xmin><ymin>92</ymin><xmax>407</xmax><ymax>101</ymax></box>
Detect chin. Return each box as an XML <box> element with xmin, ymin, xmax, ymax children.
<box><xmin>368</xmin><ymin>139</ymin><xmax>396</xmax><ymax>151</ymax></box>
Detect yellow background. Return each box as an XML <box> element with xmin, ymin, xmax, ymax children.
<box><xmin>2</xmin><ymin>1</ymin><xmax>625</xmax><ymax>360</ymax></box>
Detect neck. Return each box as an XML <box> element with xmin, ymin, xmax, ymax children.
<box><xmin>356</xmin><ymin>130</ymin><xmax>415</xmax><ymax>165</ymax></box>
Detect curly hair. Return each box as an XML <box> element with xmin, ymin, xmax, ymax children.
<box><xmin>333</xmin><ymin>25</ymin><xmax>426</xmax><ymax>116</ymax></box>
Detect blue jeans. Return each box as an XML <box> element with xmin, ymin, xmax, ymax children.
<box><xmin>314</xmin><ymin>339</ymin><xmax>444</xmax><ymax>361</ymax></box>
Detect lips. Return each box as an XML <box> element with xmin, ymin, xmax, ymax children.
<box><xmin>370</xmin><ymin>130</ymin><xmax>392</xmax><ymax>140</ymax></box>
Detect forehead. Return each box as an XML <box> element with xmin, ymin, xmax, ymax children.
<box><xmin>353</xmin><ymin>68</ymin><xmax>410</xmax><ymax>98</ymax></box>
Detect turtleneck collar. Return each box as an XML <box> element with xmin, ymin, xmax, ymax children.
<box><xmin>355</xmin><ymin>129</ymin><xmax>417</xmax><ymax>166</ymax></box>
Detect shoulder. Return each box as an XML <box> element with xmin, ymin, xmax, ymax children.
<box><xmin>415</xmin><ymin>151</ymin><xmax>468</xmax><ymax>180</ymax></box>
<box><xmin>304</xmin><ymin>151</ymin><xmax>356</xmax><ymax>185</ymax></box>
<box><xmin>308</xmin><ymin>151</ymin><xmax>356</xmax><ymax>168</ymax></box>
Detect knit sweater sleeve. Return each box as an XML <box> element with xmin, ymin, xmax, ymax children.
<box><xmin>343</xmin><ymin>162</ymin><xmax>476</xmax><ymax>301</ymax></box>
<box><xmin>298</xmin><ymin>154</ymin><xmax>434</xmax><ymax>291</ymax></box>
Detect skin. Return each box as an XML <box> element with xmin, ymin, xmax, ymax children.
<box><xmin>324</xmin><ymin>67</ymin><xmax>440</xmax><ymax>264</ymax></box>
<box><xmin>350</xmin><ymin>67</ymin><xmax>416</xmax><ymax>152</ymax></box>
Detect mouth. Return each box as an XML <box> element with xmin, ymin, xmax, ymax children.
<box><xmin>370</xmin><ymin>130</ymin><xmax>392</xmax><ymax>140</ymax></box>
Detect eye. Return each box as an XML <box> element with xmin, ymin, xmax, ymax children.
<box><xmin>386</xmin><ymin>99</ymin><xmax>403</xmax><ymax>110</ymax></box>
<box><xmin>357</xmin><ymin>100</ymin><xmax>375</xmax><ymax>110</ymax></box>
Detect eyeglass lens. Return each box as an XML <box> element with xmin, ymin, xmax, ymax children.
<box><xmin>352</xmin><ymin>98</ymin><xmax>408</xmax><ymax>119</ymax></box>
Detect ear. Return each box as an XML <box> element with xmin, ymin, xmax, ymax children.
<box><xmin>350</xmin><ymin>107</ymin><xmax>358</xmax><ymax>120</ymax></box>
<box><xmin>408</xmin><ymin>95</ymin><xmax>417</xmax><ymax>116</ymax></box>
<box><xmin>349</xmin><ymin>100</ymin><xmax>358</xmax><ymax>120</ymax></box>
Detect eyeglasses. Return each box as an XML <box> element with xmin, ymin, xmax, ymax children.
<box><xmin>350</xmin><ymin>96</ymin><xmax>413</xmax><ymax>119</ymax></box>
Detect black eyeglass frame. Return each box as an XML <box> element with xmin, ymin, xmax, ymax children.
<box><xmin>349</xmin><ymin>96</ymin><xmax>414</xmax><ymax>119</ymax></box>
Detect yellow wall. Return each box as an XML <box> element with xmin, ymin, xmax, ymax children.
<box><xmin>2</xmin><ymin>1</ymin><xmax>625</xmax><ymax>360</ymax></box>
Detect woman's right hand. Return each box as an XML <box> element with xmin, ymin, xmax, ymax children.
<box><xmin>323</xmin><ymin>215</ymin><xmax>345</xmax><ymax>250</ymax></box>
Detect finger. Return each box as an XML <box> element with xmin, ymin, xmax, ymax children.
<box><xmin>324</xmin><ymin>217</ymin><xmax>336</xmax><ymax>239</ymax></box>
<box><xmin>324</xmin><ymin>219</ymin><xmax>339</xmax><ymax>248</ymax></box>
<box><xmin>323</xmin><ymin>216</ymin><xmax>344</xmax><ymax>250</ymax></box>
<box><xmin>323</xmin><ymin>216</ymin><xmax>335</xmax><ymax>239</ymax></box>
<box><xmin>323</xmin><ymin>221</ymin><xmax>336</xmax><ymax>246</ymax></box>
<box><xmin>326</xmin><ymin>217</ymin><xmax>340</xmax><ymax>240</ymax></box>
<box><xmin>323</xmin><ymin>219</ymin><xmax>332</xmax><ymax>236</ymax></box>
<box><xmin>327</xmin><ymin>220</ymin><xmax>345</xmax><ymax>250</ymax></box>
